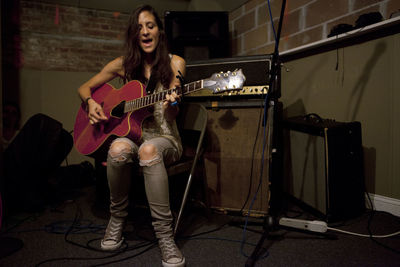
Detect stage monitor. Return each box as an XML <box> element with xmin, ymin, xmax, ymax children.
<box><xmin>164</xmin><ymin>11</ymin><xmax>230</xmax><ymax>61</ymax></box>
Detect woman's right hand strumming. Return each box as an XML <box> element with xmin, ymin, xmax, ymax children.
<box><xmin>86</xmin><ymin>98</ymin><xmax>107</xmax><ymax>125</ymax></box>
<box><xmin>78</xmin><ymin>57</ymin><xmax>124</xmax><ymax>125</ymax></box>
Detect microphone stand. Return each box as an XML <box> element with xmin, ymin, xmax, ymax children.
<box><xmin>244</xmin><ymin>1</ymin><xmax>335</xmax><ymax>266</ymax></box>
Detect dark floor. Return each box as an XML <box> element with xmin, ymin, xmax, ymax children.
<box><xmin>1</xmin><ymin>185</ymin><xmax>399</xmax><ymax>267</ymax></box>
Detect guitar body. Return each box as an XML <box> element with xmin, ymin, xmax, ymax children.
<box><xmin>73</xmin><ymin>80</ymin><xmax>151</xmax><ymax>157</ymax></box>
<box><xmin>73</xmin><ymin>69</ymin><xmax>246</xmax><ymax>157</ymax></box>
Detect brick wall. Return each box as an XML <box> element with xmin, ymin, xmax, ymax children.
<box><xmin>230</xmin><ymin>0</ymin><xmax>400</xmax><ymax>56</ymax></box>
<box><xmin>6</xmin><ymin>0</ymin><xmax>129</xmax><ymax>72</ymax></box>
<box><xmin>5</xmin><ymin>0</ymin><xmax>400</xmax><ymax>72</ymax></box>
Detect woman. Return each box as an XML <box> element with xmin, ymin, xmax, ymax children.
<box><xmin>77</xmin><ymin>5</ymin><xmax>186</xmax><ymax>267</ymax></box>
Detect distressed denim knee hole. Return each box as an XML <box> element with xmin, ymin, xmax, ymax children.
<box><xmin>108</xmin><ymin>140</ymin><xmax>134</xmax><ymax>163</ymax></box>
<box><xmin>139</xmin><ymin>152</ymin><xmax>162</xmax><ymax>166</ymax></box>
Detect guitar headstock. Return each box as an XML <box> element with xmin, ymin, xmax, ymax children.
<box><xmin>203</xmin><ymin>69</ymin><xmax>246</xmax><ymax>94</ymax></box>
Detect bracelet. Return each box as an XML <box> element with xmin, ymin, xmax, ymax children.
<box><xmin>85</xmin><ymin>97</ymin><xmax>92</xmax><ymax>105</ymax></box>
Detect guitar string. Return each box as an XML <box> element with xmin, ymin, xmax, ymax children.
<box><xmin>125</xmin><ymin>81</ymin><xmax>198</xmax><ymax>112</ymax></box>
<box><xmin>124</xmin><ymin>72</ymin><xmax>241</xmax><ymax>112</ymax></box>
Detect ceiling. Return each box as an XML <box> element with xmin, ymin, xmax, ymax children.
<box><xmin>42</xmin><ymin>0</ymin><xmax>249</xmax><ymax>15</ymax></box>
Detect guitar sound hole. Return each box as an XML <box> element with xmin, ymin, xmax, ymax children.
<box><xmin>111</xmin><ymin>101</ymin><xmax>126</xmax><ymax>118</ymax></box>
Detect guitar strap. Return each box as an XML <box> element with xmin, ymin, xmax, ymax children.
<box><xmin>146</xmin><ymin>74</ymin><xmax>158</xmax><ymax>95</ymax></box>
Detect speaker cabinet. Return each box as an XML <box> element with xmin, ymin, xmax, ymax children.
<box><xmin>182</xmin><ymin>55</ymin><xmax>277</xmax><ymax>215</ymax></box>
<box><xmin>203</xmin><ymin>107</ymin><xmax>270</xmax><ymax>215</ymax></box>
<box><xmin>282</xmin><ymin>115</ymin><xmax>365</xmax><ymax>222</ymax></box>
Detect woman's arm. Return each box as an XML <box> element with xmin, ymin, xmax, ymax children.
<box><xmin>78</xmin><ymin>57</ymin><xmax>124</xmax><ymax>124</ymax></box>
<box><xmin>169</xmin><ymin>54</ymin><xmax>186</xmax><ymax>89</ymax></box>
<box><xmin>164</xmin><ymin>55</ymin><xmax>186</xmax><ymax>121</ymax></box>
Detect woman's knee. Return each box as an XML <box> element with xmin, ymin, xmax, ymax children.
<box><xmin>108</xmin><ymin>140</ymin><xmax>134</xmax><ymax>163</ymax></box>
<box><xmin>139</xmin><ymin>143</ymin><xmax>162</xmax><ymax>166</ymax></box>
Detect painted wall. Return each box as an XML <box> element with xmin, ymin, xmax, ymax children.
<box><xmin>280</xmin><ymin>31</ymin><xmax>400</xmax><ymax>199</ymax></box>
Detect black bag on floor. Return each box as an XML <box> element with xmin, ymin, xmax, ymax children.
<box><xmin>2</xmin><ymin>113</ymin><xmax>73</xmax><ymax>213</ymax></box>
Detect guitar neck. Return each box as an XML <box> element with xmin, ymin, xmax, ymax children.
<box><xmin>123</xmin><ymin>80</ymin><xmax>204</xmax><ymax>113</ymax></box>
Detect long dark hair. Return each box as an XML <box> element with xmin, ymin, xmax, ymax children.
<box><xmin>123</xmin><ymin>5</ymin><xmax>173</xmax><ymax>89</ymax></box>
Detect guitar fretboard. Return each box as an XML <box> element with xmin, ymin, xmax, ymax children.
<box><xmin>124</xmin><ymin>80</ymin><xmax>203</xmax><ymax>113</ymax></box>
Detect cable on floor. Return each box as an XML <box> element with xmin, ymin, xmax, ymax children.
<box><xmin>327</xmin><ymin>227</ymin><xmax>400</xmax><ymax>238</ymax></box>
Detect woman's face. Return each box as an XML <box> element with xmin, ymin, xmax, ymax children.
<box><xmin>138</xmin><ymin>11</ymin><xmax>160</xmax><ymax>54</ymax></box>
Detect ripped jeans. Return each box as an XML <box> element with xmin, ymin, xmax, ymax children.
<box><xmin>106</xmin><ymin>136</ymin><xmax>180</xmax><ymax>239</ymax></box>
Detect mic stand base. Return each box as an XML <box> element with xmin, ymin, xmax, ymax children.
<box><xmin>244</xmin><ymin>215</ymin><xmax>336</xmax><ymax>267</ymax></box>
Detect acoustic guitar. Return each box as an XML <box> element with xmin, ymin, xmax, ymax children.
<box><xmin>73</xmin><ymin>69</ymin><xmax>246</xmax><ymax>157</ymax></box>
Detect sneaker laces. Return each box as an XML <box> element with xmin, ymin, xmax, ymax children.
<box><xmin>158</xmin><ymin>237</ymin><xmax>184</xmax><ymax>265</ymax></box>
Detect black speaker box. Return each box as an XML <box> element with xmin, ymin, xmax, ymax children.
<box><xmin>282</xmin><ymin>115</ymin><xmax>365</xmax><ymax>222</ymax></box>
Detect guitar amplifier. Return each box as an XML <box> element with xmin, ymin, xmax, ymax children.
<box><xmin>282</xmin><ymin>114</ymin><xmax>365</xmax><ymax>222</ymax></box>
<box><xmin>185</xmin><ymin>55</ymin><xmax>272</xmax><ymax>86</ymax></box>
<box><xmin>184</xmin><ymin>55</ymin><xmax>275</xmax><ymax>107</ymax></box>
